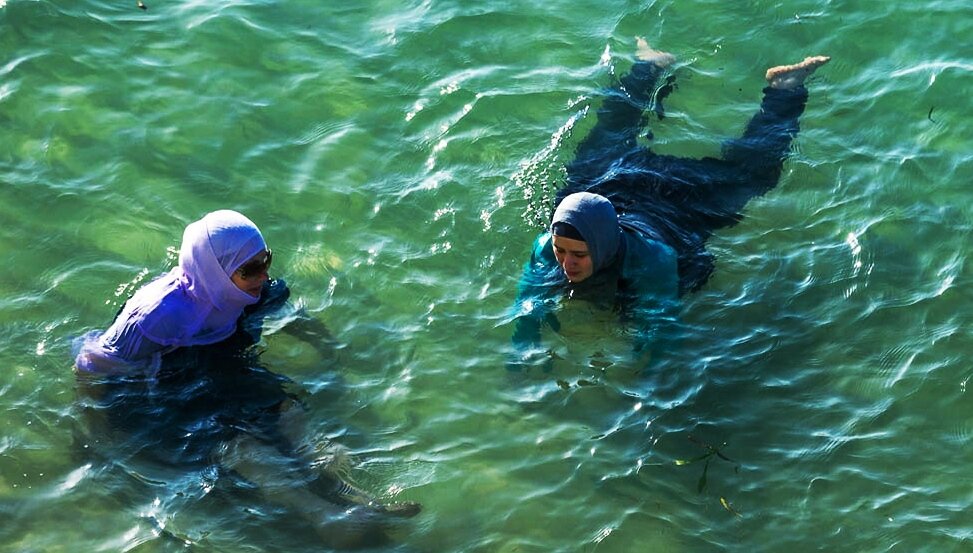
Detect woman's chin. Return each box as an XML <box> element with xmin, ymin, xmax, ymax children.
<box><xmin>565</xmin><ymin>272</ymin><xmax>590</xmax><ymax>283</ymax></box>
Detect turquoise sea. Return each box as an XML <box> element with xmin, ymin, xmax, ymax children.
<box><xmin>2</xmin><ymin>0</ymin><xmax>972</xmax><ymax>551</ymax></box>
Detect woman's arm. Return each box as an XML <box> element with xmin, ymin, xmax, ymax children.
<box><xmin>618</xmin><ymin>231</ymin><xmax>680</xmax><ymax>369</ymax></box>
<box><xmin>507</xmin><ymin>234</ymin><xmax>563</xmax><ymax>372</ymax></box>
<box><xmin>75</xmin><ymin>324</ymin><xmax>168</xmax><ymax>374</ymax></box>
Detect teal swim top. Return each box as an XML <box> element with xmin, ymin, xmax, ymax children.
<box><xmin>509</xmin><ymin>222</ymin><xmax>679</xmax><ymax>367</ymax></box>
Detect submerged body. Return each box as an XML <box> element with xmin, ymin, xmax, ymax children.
<box><xmin>510</xmin><ymin>42</ymin><xmax>829</xmax><ymax>369</ymax></box>
<box><xmin>73</xmin><ymin>210</ymin><xmax>418</xmax><ymax>549</ymax></box>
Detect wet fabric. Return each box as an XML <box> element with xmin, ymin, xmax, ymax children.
<box><xmin>510</xmin><ymin>59</ymin><xmax>810</xmax><ymax>363</ymax></box>
<box><xmin>73</xmin><ymin>279</ymin><xmax>411</xmax><ymax>548</ymax></box>
<box><xmin>75</xmin><ymin>279</ymin><xmax>297</xmax><ymax>465</ymax></box>
<box><xmin>510</xmin><ymin>229</ymin><xmax>678</xmax><ymax>362</ymax></box>
<box><xmin>75</xmin><ymin>210</ymin><xmax>267</xmax><ymax>373</ymax></box>
<box><xmin>561</xmin><ymin>60</ymin><xmax>809</xmax><ymax>295</ymax></box>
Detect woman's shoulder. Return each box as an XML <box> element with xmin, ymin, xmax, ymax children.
<box><xmin>620</xmin><ymin>229</ymin><xmax>678</xmax><ymax>296</ymax></box>
<box><xmin>622</xmin><ymin>228</ymin><xmax>676</xmax><ymax>264</ymax></box>
<box><xmin>130</xmin><ymin>276</ymin><xmax>193</xmax><ymax>315</ymax></box>
<box><xmin>130</xmin><ymin>278</ymin><xmax>198</xmax><ymax>345</ymax></box>
<box><xmin>516</xmin><ymin>232</ymin><xmax>562</xmax><ymax>292</ymax></box>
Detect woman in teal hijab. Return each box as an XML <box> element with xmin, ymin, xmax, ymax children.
<box><xmin>510</xmin><ymin>191</ymin><xmax>679</xmax><ymax>372</ymax></box>
<box><xmin>509</xmin><ymin>40</ymin><xmax>829</xmax><ymax>372</ymax></box>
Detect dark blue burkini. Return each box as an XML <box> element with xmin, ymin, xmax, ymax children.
<box><xmin>76</xmin><ymin>279</ymin><xmax>418</xmax><ymax>549</ymax></box>
<box><xmin>77</xmin><ymin>279</ymin><xmax>297</xmax><ymax>468</ymax></box>
<box><xmin>511</xmin><ymin>60</ymin><xmax>810</xmax><ymax>366</ymax></box>
<box><xmin>564</xmin><ymin>60</ymin><xmax>809</xmax><ymax>294</ymax></box>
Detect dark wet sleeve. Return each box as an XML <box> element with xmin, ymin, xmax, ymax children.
<box><xmin>236</xmin><ymin>278</ymin><xmax>292</xmax><ymax>346</ymax></box>
<box><xmin>508</xmin><ymin>234</ymin><xmax>561</xmax><ymax>371</ymax></box>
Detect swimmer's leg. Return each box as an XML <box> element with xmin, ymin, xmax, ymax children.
<box><xmin>220</xmin><ymin>434</ymin><xmax>397</xmax><ymax>549</ymax></box>
<box><xmin>707</xmin><ymin>56</ymin><xmax>830</xmax><ymax>215</ymax></box>
<box><xmin>308</xmin><ymin>463</ymin><xmax>422</xmax><ymax>518</ymax></box>
<box><xmin>565</xmin><ymin>39</ymin><xmax>675</xmax><ymax>189</ymax></box>
<box><xmin>247</xmin><ymin>399</ymin><xmax>420</xmax><ymax>518</ymax></box>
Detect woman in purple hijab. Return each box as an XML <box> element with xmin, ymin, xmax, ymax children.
<box><xmin>75</xmin><ymin>209</ymin><xmax>274</xmax><ymax>373</ymax></box>
<box><xmin>73</xmin><ymin>210</ymin><xmax>420</xmax><ymax>547</ymax></box>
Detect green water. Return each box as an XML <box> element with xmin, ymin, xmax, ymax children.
<box><xmin>3</xmin><ymin>0</ymin><xmax>973</xmax><ymax>551</ymax></box>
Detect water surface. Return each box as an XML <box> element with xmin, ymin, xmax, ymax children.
<box><xmin>2</xmin><ymin>0</ymin><xmax>972</xmax><ymax>551</ymax></box>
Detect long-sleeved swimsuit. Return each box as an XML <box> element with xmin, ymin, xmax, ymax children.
<box><xmin>512</xmin><ymin>59</ymin><xmax>810</xmax><ymax>360</ymax></box>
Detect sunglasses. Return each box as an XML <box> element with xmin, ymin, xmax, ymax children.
<box><xmin>236</xmin><ymin>249</ymin><xmax>273</xmax><ymax>280</ymax></box>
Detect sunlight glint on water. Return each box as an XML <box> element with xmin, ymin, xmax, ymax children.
<box><xmin>2</xmin><ymin>0</ymin><xmax>973</xmax><ymax>551</ymax></box>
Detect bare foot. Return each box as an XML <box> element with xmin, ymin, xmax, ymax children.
<box><xmin>635</xmin><ymin>37</ymin><xmax>675</xmax><ymax>68</ymax></box>
<box><xmin>765</xmin><ymin>55</ymin><xmax>831</xmax><ymax>89</ymax></box>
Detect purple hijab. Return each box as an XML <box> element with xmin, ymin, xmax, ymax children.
<box><xmin>76</xmin><ymin>210</ymin><xmax>267</xmax><ymax>372</ymax></box>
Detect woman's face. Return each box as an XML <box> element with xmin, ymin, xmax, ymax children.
<box><xmin>230</xmin><ymin>250</ymin><xmax>272</xmax><ymax>296</ymax></box>
<box><xmin>552</xmin><ymin>235</ymin><xmax>593</xmax><ymax>283</ymax></box>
